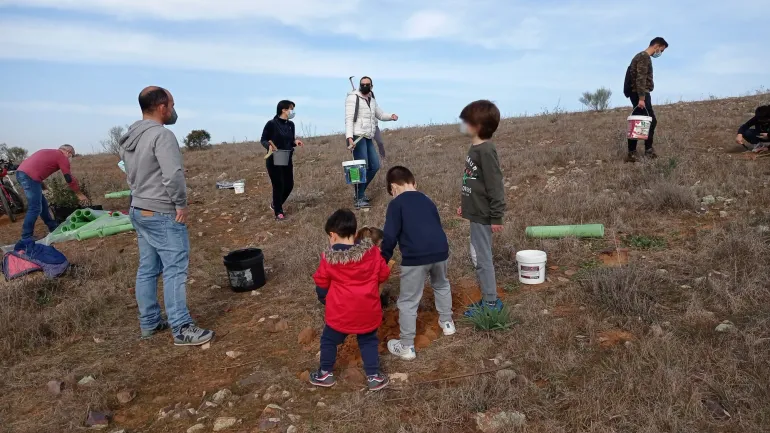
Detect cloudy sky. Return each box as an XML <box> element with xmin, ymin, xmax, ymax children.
<box><xmin>0</xmin><ymin>0</ymin><xmax>765</xmax><ymax>153</ymax></box>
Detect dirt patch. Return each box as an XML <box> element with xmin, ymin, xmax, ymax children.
<box><xmin>597</xmin><ymin>330</ymin><xmax>635</xmax><ymax>347</ymax></box>
<box><xmin>598</xmin><ymin>248</ymin><xmax>629</xmax><ymax>266</ymax></box>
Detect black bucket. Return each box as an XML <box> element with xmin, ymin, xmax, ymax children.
<box><xmin>223</xmin><ymin>248</ymin><xmax>266</xmax><ymax>292</ymax></box>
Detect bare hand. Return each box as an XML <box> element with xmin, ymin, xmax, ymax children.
<box><xmin>295</xmin><ymin>139</ymin><xmax>304</xmax><ymax>147</ymax></box>
<box><xmin>76</xmin><ymin>192</ymin><xmax>88</xmax><ymax>203</ymax></box>
<box><xmin>347</xmin><ymin>137</ymin><xmax>355</xmax><ymax>150</ymax></box>
<box><xmin>761</xmin><ymin>133</ymin><xmax>769</xmax><ymax>140</ymax></box>
<box><xmin>456</xmin><ymin>206</ymin><xmax>462</xmax><ymax>216</ymax></box>
<box><xmin>268</xmin><ymin>141</ymin><xmax>277</xmax><ymax>152</ymax></box>
<box><xmin>391</xmin><ymin>114</ymin><xmax>399</xmax><ymax>121</ymax></box>
<box><xmin>736</xmin><ymin>134</ymin><xmax>744</xmax><ymax>145</ymax></box>
<box><xmin>175</xmin><ymin>208</ymin><xmax>188</xmax><ymax>224</ymax></box>
<box><xmin>637</xmin><ymin>99</ymin><xmax>646</xmax><ymax>110</ymax></box>
<box><xmin>491</xmin><ymin>224</ymin><xmax>504</xmax><ymax>233</ymax></box>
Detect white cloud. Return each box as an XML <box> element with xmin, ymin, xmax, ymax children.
<box><xmin>401</xmin><ymin>10</ymin><xmax>459</xmax><ymax>40</ymax></box>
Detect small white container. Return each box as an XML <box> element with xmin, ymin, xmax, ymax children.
<box><xmin>233</xmin><ymin>181</ymin><xmax>245</xmax><ymax>194</ymax></box>
<box><xmin>516</xmin><ymin>250</ymin><xmax>547</xmax><ymax>285</ymax></box>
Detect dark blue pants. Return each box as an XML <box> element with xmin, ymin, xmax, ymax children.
<box><xmin>320</xmin><ymin>324</ymin><xmax>379</xmax><ymax>376</ymax></box>
<box><xmin>351</xmin><ymin>136</ymin><xmax>380</xmax><ymax>200</ymax></box>
<box><xmin>16</xmin><ymin>170</ymin><xmax>57</xmax><ymax>240</ymax></box>
<box><xmin>743</xmin><ymin>128</ymin><xmax>769</xmax><ymax>146</ymax></box>
<box><xmin>628</xmin><ymin>93</ymin><xmax>657</xmax><ymax>152</ymax></box>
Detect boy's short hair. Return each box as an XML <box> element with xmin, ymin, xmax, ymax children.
<box><xmin>355</xmin><ymin>226</ymin><xmax>384</xmax><ymax>245</ymax></box>
<box><xmin>325</xmin><ymin>209</ymin><xmax>357</xmax><ymax>238</ymax></box>
<box><xmin>459</xmin><ymin>100</ymin><xmax>500</xmax><ymax>140</ymax></box>
<box><xmin>650</xmin><ymin>37</ymin><xmax>669</xmax><ymax>48</ymax></box>
<box><xmin>385</xmin><ymin>165</ymin><xmax>416</xmax><ymax>196</ymax></box>
<box><xmin>756</xmin><ymin>105</ymin><xmax>770</xmax><ymax>121</ymax></box>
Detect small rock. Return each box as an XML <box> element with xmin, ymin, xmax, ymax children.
<box><xmin>47</xmin><ymin>380</ymin><xmax>64</xmax><ymax>395</ymax></box>
<box><xmin>719</xmin><ymin>211</ymin><xmax>728</xmax><ymax>218</ymax></box>
<box><xmin>266</xmin><ymin>404</ymin><xmax>284</xmax><ymax>411</ymax></box>
<box><xmin>226</xmin><ymin>351</ymin><xmax>243</xmax><ymax>359</ymax></box>
<box><xmin>316</xmin><ymin>402</ymin><xmax>327</xmax><ymax>409</ymax></box>
<box><xmin>541</xmin><ymin>309</ymin><xmax>550</xmax><ymax>315</ymax></box>
<box><xmin>474</xmin><ymin>410</ymin><xmax>526</xmax><ymax>432</ymax></box>
<box><xmin>272</xmin><ymin>320</ymin><xmax>289</xmax><ymax>332</ymax></box>
<box><xmin>288</xmin><ymin>414</ymin><xmax>301</xmax><ymax>423</ymax></box>
<box><xmin>239</xmin><ymin>216</ymin><xmax>247</xmax><ymax>223</ymax></box>
<box><xmin>85</xmin><ymin>410</ymin><xmax>111</xmax><ymax>429</ymax></box>
<box><xmin>701</xmin><ymin>195</ymin><xmax>716</xmax><ymax>205</ymax></box>
<box><xmin>297</xmin><ymin>327</ymin><xmax>317</xmax><ymax>345</ymax></box>
<box><xmin>267</xmin><ymin>385</ymin><xmax>281</xmax><ymax>393</ymax></box>
<box><xmin>715</xmin><ymin>320</ymin><xmax>736</xmax><ymax>333</ymax></box>
<box><xmin>287</xmin><ymin>426</ymin><xmax>298</xmax><ymax>433</ymax></box>
<box><xmin>390</xmin><ymin>373</ymin><xmax>409</xmax><ymax>383</ymax></box>
<box><xmin>201</xmin><ymin>342</ymin><xmax>211</xmax><ymax>350</ymax></box>
<box><xmin>258</xmin><ymin>317</ymin><xmax>266</xmax><ymax>323</ymax></box>
<box><xmin>116</xmin><ymin>389</ymin><xmax>136</xmax><ymax>405</ymax></box>
<box><xmin>197</xmin><ymin>232</ymin><xmax>204</xmax><ymax>237</ymax></box>
<box><xmin>212</xmin><ymin>389</ymin><xmax>232</xmax><ymax>405</ymax></box>
<box><xmin>257</xmin><ymin>418</ymin><xmax>279</xmax><ymax>431</ymax></box>
<box><xmin>187</xmin><ymin>424</ymin><xmax>206</xmax><ymax>433</ymax></box>
<box><xmin>414</xmin><ymin>335</ymin><xmax>431</xmax><ymax>349</ymax></box>
<box><xmin>650</xmin><ymin>324</ymin><xmax>664</xmax><ymax>338</ymax></box>
<box><xmin>268</xmin><ymin>315</ymin><xmax>280</xmax><ymax>319</ymax></box>
<box><xmin>78</xmin><ymin>376</ymin><xmax>97</xmax><ymax>386</ymax></box>
<box><xmin>204</xmin><ymin>401</ymin><xmax>218</xmax><ymax>409</ymax></box>
<box><xmin>262</xmin><ymin>393</ymin><xmax>272</xmax><ymax>402</ymax></box>
<box><xmin>93</xmin><ymin>336</ymin><xmax>105</xmax><ymax>344</ymax></box>
<box><xmin>680</xmin><ymin>285</ymin><xmax>692</xmax><ymax>289</ymax></box>
<box><xmin>213</xmin><ymin>417</ymin><xmax>238</xmax><ymax>431</ymax></box>
<box><xmin>298</xmin><ymin>370</ymin><xmax>310</xmax><ymax>382</ymax></box>
<box><xmin>557</xmin><ymin>277</ymin><xmax>569</xmax><ymax>283</ymax></box>
<box><xmin>564</xmin><ymin>270</ymin><xmax>577</xmax><ymax>277</ymax></box>
<box><xmin>657</xmin><ymin>269</ymin><xmax>668</xmax><ymax>275</ymax></box>
<box><xmin>495</xmin><ymin>369</ymin><xmax>517</xmax><ymax>383</ymax></box>
<box><xmin>280</xmin><ymin>391</ymin><xmax>291</xmax><ymax>399</ymax></box>
<box><xmin>340</xmin><ymin>368</ymin><xmax>365</xmax><ymax>383</ymax></box>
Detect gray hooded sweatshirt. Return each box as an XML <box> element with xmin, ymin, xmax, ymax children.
<box><xmin>119</xmin><ymin>120</ymin><xmax>187</xmax><ymax>214</ymax></box>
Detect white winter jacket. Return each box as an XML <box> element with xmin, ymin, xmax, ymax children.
<box><xmin>344</xmin><ymin>90</ymin><xmax>393</xmax><ymax>140</ymax></box>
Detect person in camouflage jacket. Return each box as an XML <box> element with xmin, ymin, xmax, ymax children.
<box><xmin>623</xmin><ymin>37</ymin><xmax>669</xmax><ymax>162</ymax></box>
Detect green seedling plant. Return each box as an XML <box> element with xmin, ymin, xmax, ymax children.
<box><xmin>465</xmin><ymin>306</ymin><xmax>516</xmax><ymax>331</ymax></box>
<box><xmin>626</xmin><ymin>235</ymin><xmax>667</xmax><ymax>249</ymax></box>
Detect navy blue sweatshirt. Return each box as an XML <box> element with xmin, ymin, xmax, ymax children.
<box><xmin>381</xmin><ymin>191</ymin><xmax>449</xmax><ymax>266</ymax></box>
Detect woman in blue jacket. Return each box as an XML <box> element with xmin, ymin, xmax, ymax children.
<box><xmin>260</xmin><ymin>100</ymin><xmax>303</xmax><ymax>220</ymax></box>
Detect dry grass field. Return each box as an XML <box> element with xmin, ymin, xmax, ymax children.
<box><xmin>1</xmin><ymin>94</ymin><xmax>769</xmax><ymax>433</ymax></box>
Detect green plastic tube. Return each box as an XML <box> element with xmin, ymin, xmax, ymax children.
<box><xmin>525</xmin><ymin>224</ymin><xmax>605</xmax><ymax>239</ymax></box>
<box><xmin>60</xmin><ymin>226</ymin><xmax>70</xmax><ymax>233</ymax></box>
<box><xmin>111</xmin><ymin>212</ymin><xmax>123</xmax><ymax>217</ymax></box>
<box><xmin>76</xmin><ymin>229</ymin><xmax>103</xmax><ymax>241</ymax></box>
<box><xmin>101</xmin><ymin>224</ymin><xmax>134</xmax><ymax>237</ymax></box>
<box><xmin>83</xmin><ymin>210</ymin><xmax>93</xmax><ymax>220</ymax></box>
<box><xmin>74</xmin><ymin>209</ymin><xmax>84</xmax><ymax>218</ymax></box>
<box><xmin>104</xmin><ymin>190</ymin><xmax>132</xmax><ymax>199</ymax></box>
<box><xmin>67</xmin><ymin>221</ymin><xmax>87</xmax><ymax>231</ymax></box>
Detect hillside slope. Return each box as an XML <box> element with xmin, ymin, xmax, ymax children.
<box><xmin>1</xmin><ymin>94</ymin><xmax>769</xmax><ymax>433</ymax></box>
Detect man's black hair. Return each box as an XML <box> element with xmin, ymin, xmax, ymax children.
<box><xmin>324</xmin><ymin>209</ymin><xmax>357</xmax><ymax>238</ymax></box>
<box><xmin>755</xmin><ymin>105</ymin><xmax>770</xmax><ymax>121</ymax></box>
<box><xmin>360</xmin><ymin>76</ymin><xmax>372</xmax><ymax>84</ymax></box>
<box><xmin>138</xmin><ymin>87</ymin><xmax>169</xmax><ymax>114</ymax></box>
<box><xmin>386</xmin><ymin>165</ymin><xmax>416</xmax><ymax>196</ymax></box>
<box><xmin>276</xmin><ymin>100</ymin><xmax>295</xmax><ymax>117</ymax></box>
<box><xmin>650</xmin><ymin>37</ymin><xmax>669</xmax><ymax>48</ymax></box>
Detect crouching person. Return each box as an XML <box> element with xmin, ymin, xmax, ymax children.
<box><xmin>311</xmin><ymin>209</ymin><xmax>391</xmax><ymax>391</ymax></box>
<box><xmin>736</xmin><ymin>105</ymin><xmax>770</xmax><ymax>152</ymax></box>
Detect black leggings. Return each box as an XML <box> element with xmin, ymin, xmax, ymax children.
<box><xmin>266</xmin><ymin>157</ymin><xmax>294</xmax><ymax>215</ymax></box>
<box><xmin>628</xmin><ymin>92</ymin><xmax>657</xmax><ymax>152</ymax></box>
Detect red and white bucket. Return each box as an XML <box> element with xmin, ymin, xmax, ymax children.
<box><xmin>627</xmin><ymin>110</ymin><xmax>653</xmax><ymax>140</ymax></box>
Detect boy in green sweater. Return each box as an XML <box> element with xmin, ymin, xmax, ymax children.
<box><xmin>457</xmin><ymin>100</ymin><xmax>507</xmax><ymax>317</ymax></box>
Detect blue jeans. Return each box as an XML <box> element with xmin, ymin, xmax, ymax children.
<box><xmin>16</xmin><ymin>170</ymin><xmax>57</xmax><ymax>240</ymax></box>
<box><xmin>352</xmin><ymin>136</ymin><xmax>380</xmax><ymax>200</ymax></box>
<box><xmin>129</xmin><ymin>207</ymin><xmax>193</xmax><ymax>334</ymax></box>
<box><xmin>320</xmin><ymin>324</ymin><xmax>380</xmax><ymax>376</ymax></box>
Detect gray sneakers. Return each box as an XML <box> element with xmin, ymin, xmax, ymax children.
<box><xmin>140</xmin><ymin>321</ymin><xmax>169</xmax><ymax>339</ymax></box>
<box><xmin>173</xmin><ymin>324</ymin><xmax>215</xmax><ymax>346</ymax></box>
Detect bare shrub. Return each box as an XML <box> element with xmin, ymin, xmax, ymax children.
<box><xmin>100</xmin><ymin>125</ymin><xmax>126</xmax><ymax>155</ymax></box>
<box><xmin>639</xmin><ymin>180</ymin><xmax>698</xmax><ymax>212</ymax></box>
<box><xmin>579</xmin><ymin>265</ymin><xmax>672</xmax><ymax>320</ymax></box>
<box><xmin>579</xmin><ymin>87</ymin><xmax>613</xmax><ymax>111</ymax></box>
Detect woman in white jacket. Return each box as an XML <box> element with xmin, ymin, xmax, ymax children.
<box><xmin>345</xmin><ymin>76</ymin><xmax>398</xmax><ymax>208</ymax></box>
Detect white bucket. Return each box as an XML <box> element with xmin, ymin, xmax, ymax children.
<box><xmin>516</xmin><ymin>250</ymin><xmax>547</xmax><ymax>285</ymax></box>
<box><xmin>233</xmin><ymin>181</ymin><xmax>245</xmax><ymax>194</ymax></box>
<box><xmin>627</xmin><ymin>115</ymin><xmax>653</xmax><ymax>140</ymax></box>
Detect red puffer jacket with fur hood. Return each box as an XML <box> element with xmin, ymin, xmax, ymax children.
<box><xmin>312</xmin><ymin>239</ymin><xmax>391</xmax><ymax>334</ymax></box>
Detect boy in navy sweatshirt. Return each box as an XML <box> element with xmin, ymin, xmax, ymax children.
<box><xmin>380</xmin><ymin>166</ymin><xmax>454</xmax><ymax>361</ymax></box>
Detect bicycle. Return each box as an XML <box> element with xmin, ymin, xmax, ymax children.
<box><xmin>0</xmin><ymin>159</ymin><xmax>26</xmax><ymax>222</ymax></box>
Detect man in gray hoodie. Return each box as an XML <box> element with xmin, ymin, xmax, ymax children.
<box><xmin>119</xmin><ymin>86</ymin><xmax>214</xmax><ymax>346</ymax></box>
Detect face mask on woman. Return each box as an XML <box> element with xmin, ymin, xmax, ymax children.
<box><xmin>288</xmin><ymin>110</ymin><xmax>296</xmax><ymax>120</ymax></box>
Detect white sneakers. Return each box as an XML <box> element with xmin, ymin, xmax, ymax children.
<box><xmin>387</xmin><ymin>340</ymin><xmax>416</xmax><ymax>361</ymax></box>
<box><xmin>388</xmin><ymin>319</ymin><xmax>457</xmax><ymax>361</ymax></box>
<box><xmin>439</xmin><ymin>319</ymin><xmax>456</xmax><ymax>336</ymax></box>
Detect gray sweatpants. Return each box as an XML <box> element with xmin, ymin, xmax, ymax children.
<box><xmin>470</xmin><ymin>222</ymin><xmax>498</xmax><ymax>303</ymax></box>
<box><xmin>398</xmin><ymin>260</ymin><xmax>453</xmax><ymax>347</ymax></box>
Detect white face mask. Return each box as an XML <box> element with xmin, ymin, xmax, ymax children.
<box><xmin>459</xmin><ymin>122</ymin><xmax>470</xmax><ymax>135</ymax></box>
<box><xmin>651</xmin><ymin>50</ymin><xmax>662</xmax><ymax>58</ymax></box>
<box><xmin>288</xmin><ymin>110</ymin><xmax>296</xmax><ymax>119</ymax></box>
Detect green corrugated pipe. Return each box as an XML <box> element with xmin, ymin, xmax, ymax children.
<box><xmin>67</xmin><ymin>221</ymin><xmax>87</xmax><ymax>231</ymax></box>
<box><xmin>76</xmin><ymin>229</ymin><xmax>102</xmax><ymax>241</ymax></box>
<box><xmin>104</xmin><ymin>190</ymin><xmax>132</xmax><ymax>199</ymax></box>
<box><xmin>101</xmin><ymin>224</ymin><xmax>134</xmax><ymax>237</ymax></box>
<box><xmin>525</xmin><ymin>224</ymin><xmax>605</xmax><ymax>239</ymax></box>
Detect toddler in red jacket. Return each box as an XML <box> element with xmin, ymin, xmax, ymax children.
<box><xmin>311</xmin><ymin>209</ymin><xmax>391</xmax><ymax>391</ymax></box>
